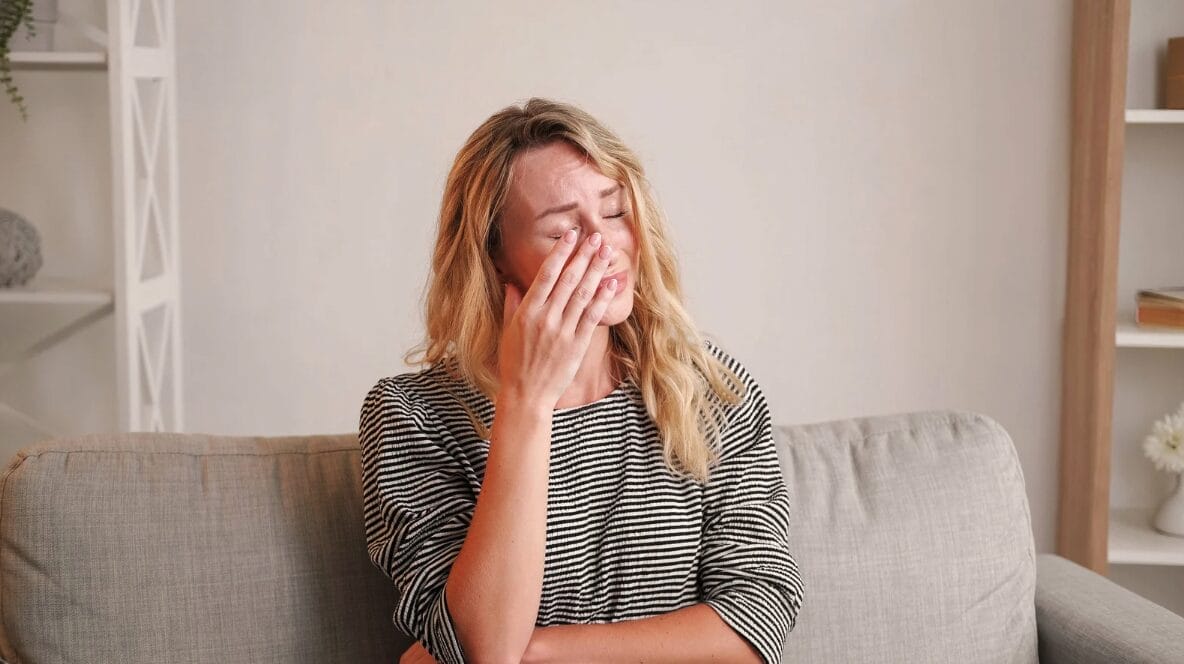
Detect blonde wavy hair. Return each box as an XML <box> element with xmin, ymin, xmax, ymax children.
<box><xmin>404</xmin><ymin>97</ymin><xmax>746</xmax><ymax>484</ymax></box>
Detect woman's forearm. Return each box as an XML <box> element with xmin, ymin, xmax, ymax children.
<box><xmin>521</xmin><ymin>603</ymin><xmax>762</xmax><ymax>664</ymax></box>
<box><xmin>446</xmin><ymin>394</ymin><xmax>553</xmax><ymax>663</ymax></box>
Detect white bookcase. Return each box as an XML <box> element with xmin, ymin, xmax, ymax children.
<box><xmin>1105</xmin><ymin>3</ymin><xmax>1184</xmax><ymax>582</ymax></box>
<box><xmin>0</xmin><ymin>0</ymin><xmax>182</xmax><ymax>445</ymax></box>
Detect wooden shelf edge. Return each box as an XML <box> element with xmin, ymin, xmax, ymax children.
<box><xmin>1057</xmin><ymin>0</ymin><xmax>1131</xmax><ymax>573</ymax></box>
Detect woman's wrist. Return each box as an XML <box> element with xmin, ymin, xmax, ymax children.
<box><xmin>494</xmin><ymin>387</ymin><xmax>555</xmax><ymax>419</ymax></box>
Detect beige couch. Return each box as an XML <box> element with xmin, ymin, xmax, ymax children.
<box><xmin>2</xmin><ymin>410</ymin><xmax>1183</xmax><ymax>663</ymax></box>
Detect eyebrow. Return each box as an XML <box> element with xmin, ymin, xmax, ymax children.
<box><xmin>534</xmin><ymin>184</ymin><xmax>622</xmax><ymax>221</ymax></box>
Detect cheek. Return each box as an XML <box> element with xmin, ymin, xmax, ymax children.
<box><xmin>498</xmin><ymin>245</ymin><xmax>544</xmax><ymax>288</ymax></box>
<box><xmin>609</xmin><ymin>225</ymin><xmax>637</xmax><ymax>259</ymax></box>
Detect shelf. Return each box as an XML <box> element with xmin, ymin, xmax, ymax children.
<box><xmin>0</xmin><ymin>277</ymin><xmax>114</xmax><ymax>366</ymax></box>
<box><xmin>0</xmin><ymin>276</ymin><xmax>112</xmax><ymax>305</ymax></box>
<box><xmin>0</xmin><ymin>0</ymin><xmax>183</xmax><ymax>439</ymax></box>
<box><xmin>8</xmin><ymin>51</ymin><xmax>107</xmax><ymax>71</ymax></box>
<box><xmin>1126</xmin><ymin>109</ymin><xmax>1184</xmax><ymax>124</ymax></box>
<box><xmin>1116</xmin><ymin>320</ymin><xmax>1184</xmax><ymax>348</ymax></box>
<box><xmin>1110</xmin><ymin>506</ymin><xmax>1184</xmax><ymax>565</ymax></box>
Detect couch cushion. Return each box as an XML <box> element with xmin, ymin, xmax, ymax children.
<box><xmin>0</xmin><ymin>432</ymin><xmax>404</xmax><ymax>663</ymax></box>
<box><xmin>773</xmin><ymin>410</ymin><xmax>1037</xmax><ymax>663</ymax></box>
<box><xmin>1</xmin><ymin>410</ymin><xmax>1037</xmax><ymax>664</ymax></box>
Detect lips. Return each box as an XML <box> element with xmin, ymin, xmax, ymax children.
<box><xmin>600</xmin><ymin>271</ymin><xmax>627</xmax><ymax>291</ymax></box>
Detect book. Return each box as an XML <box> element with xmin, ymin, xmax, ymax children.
<box><xmin>1137</xmin><ymin>305</ymin><xmax>1184</xmax><ymax>329</ymax></box>
<box><xmin>1137</xmin><ymin>287</ymin><xmax>1184</xmax><ymax>329</ymax></box>
<box><xmin>1138</xmin><ymin>287</ymin><xmax>1184</xmax><ymax>309</ymax></box>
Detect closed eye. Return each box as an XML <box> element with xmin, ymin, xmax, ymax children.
<box><xmin>547</xmin><ymin>211</ymin><xmax>629</xmax><ymax>239</ymax></box>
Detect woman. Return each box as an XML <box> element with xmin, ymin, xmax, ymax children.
<box><xmin>358</xmin><ymin>98</ymin><xmax>804</xmax><ymax>664</ymax></box>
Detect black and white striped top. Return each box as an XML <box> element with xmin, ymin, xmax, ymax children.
<box><xmin>358</xmin><ymin>339</ymin><xmax>804</xmax><ymax>664</ymax></box>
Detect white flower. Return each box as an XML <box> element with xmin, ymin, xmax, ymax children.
<box><xmin>1143</xmin><ymin>406</ymin><xmax>1184</xmax><ymax>474</ymax></box>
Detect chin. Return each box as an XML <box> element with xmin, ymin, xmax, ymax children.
<box><xmin>600</xmin><ymin>295</ymin><xmax>634</xmax><ymax>327</ymax></box>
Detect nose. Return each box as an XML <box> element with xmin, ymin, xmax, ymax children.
<box><xmin>572</xmin><ymin>211</ymin><xmax>611</xmax><ymax>244</ymax></box>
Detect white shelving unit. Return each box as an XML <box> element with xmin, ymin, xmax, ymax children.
<box><xmin>1104</xmin><ymin>5</ymin><xmax>1184</xmax><ymax>571</ymax></box>
<box><xmin>0</xmin><ymin>0</ymin><xmax>183</xmax><ymax>440</ymax></box>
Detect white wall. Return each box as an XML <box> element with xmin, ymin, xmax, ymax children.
<box><xmin>3</xmin><ymin>0</ymin><xmax>1088</xmax><ymax>586</ymax></box>
<box><xmin>170</xmin><ymin>0</ymin><xmax>1072</xmax><ymax>553</ymax></box>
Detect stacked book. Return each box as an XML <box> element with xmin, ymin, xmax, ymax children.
<box><xmin>1137</xmin><ymin>287</ymin><xmax>1184</xmax><ymax>329</ymax></box>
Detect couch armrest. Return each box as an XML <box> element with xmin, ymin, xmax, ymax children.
<box><xmin>1036</xmin><ymin>553</ymin><xmax>1184</xmax><ymax>664</ymax></box>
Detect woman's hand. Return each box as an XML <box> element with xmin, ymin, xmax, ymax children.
<box><xmin>398</xmin><ymin>641</ymin><xmax>439</xmax><ymax>664</ymax></box>
<box><xmin>498</xmin><ymin>228</ymin><xmax>619</xmax><ymax>408</ymax></box>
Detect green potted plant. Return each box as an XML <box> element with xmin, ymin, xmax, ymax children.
<box><xmin>1</xmin><ymin>0</ymin><xmax>36</xmax><ymax>120</ymax></box>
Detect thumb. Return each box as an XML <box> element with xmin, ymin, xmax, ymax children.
<box><xmin>502</xmin><ymin>282</ymin><xmax>522</xmax><ymax>324</ymax></box>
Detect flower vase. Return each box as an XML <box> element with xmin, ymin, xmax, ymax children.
<box><xmin>1152</xmin><ymin>471</ymin><xmax>1184</xmax><ymax>537</ymax></box>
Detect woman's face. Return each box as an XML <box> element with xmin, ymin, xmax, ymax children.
<box><xmin>493</xmin><ymin>140</ymin><xmax>637</xmax><ymax>327</ymax></box>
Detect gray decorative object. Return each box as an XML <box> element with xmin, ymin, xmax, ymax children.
<box><xmin>0</xmin><ymin>207</ymin><xmax>44</xmax><ymax>287</ymax></box>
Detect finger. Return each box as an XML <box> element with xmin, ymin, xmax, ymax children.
<box><xmin>573</xmin><ymin>275</ymin><xmax>619</xmax><ymax>342</ymax></box>
<box><xmin>520</xmin><ymin>228</ymin><xmax>579</xmax><ymax>309</ymax></box>
<box><xmin>502</xmin><ymin>281</ymin><xmax>522</xmax><ymax>327</ymax></box>
<box><xmin>548</xmin><ymin>231</ymin><xmax>605</xmax><ymax>318</ymax></box>
<box><xmin>561</xmin><ymin>240</ymin><xmax>614</xmax><ymax>333</ymax></box>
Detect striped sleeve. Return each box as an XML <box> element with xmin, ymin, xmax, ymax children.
<box><xmin>698</xmin><ymin>364</ymin><xmax>805</xmax><ymax>664</ymax></box>
<box><xmin>358</xmin><ymin>377</ymin><xmax>474</xmax><ymax>664</ymax></box>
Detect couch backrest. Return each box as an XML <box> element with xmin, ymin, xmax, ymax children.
<box><xmin>0</xmin><ymin>432</ymin><xmax>406</xmax><ymax>664</ymax></box>
<box><xmin>773</xmin><ymin>410</ymin><xmax>1037</xmax><ymax>664</ymax></box>
<box><xmin>0</xmin><ymin>410</ymin><xmax>1038</xmax><ymax>664</ymax></box>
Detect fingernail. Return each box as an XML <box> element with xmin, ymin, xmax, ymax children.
<box><xmin>564</xmin><ymin>229</ymin><xmax>577</xmax><ymax>243</ymax></box>
<box><xmin>599</xmin><ymin>244</ymin><xmax>613</xmax><ymax>259</ymax></box>
<box><xmin>589</xmin><ymin>232</ymin><xmax>602</xmax><ymax>247</ymax></box>
<box><xmin>608</xmin><ymin>278</ymin><xmax>618</xmax><ymax>290</ymax></box>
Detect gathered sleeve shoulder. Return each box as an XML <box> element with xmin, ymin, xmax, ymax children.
<box><xmin>698</xmin><ymin>345</ymin><xmax>806</xmax><ymax>664</ymax></box>
<box><xmin>358</xmin><ymin>376</ymin><xmax>474</xmax><ymax>664</ymax></box>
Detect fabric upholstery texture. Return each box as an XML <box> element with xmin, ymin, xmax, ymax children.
<box><xmin>1035</xmin><ymin>553</ymin><xmax>1184</xmax><ymax>664</ymax></box>
<box><xmin>0</xmin><ymin>432</ymin><xmax>402</xmax><ymax>663</ymax></box>
<box><xmin>772</xmin><ymin>410</ymin><xmax>1038</xmax><ymax>664</ymax></box>
<box><xmin>0</xmin><ymin>409</ymin><xmax>1153</xmax><ymax>663</ymax></box>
